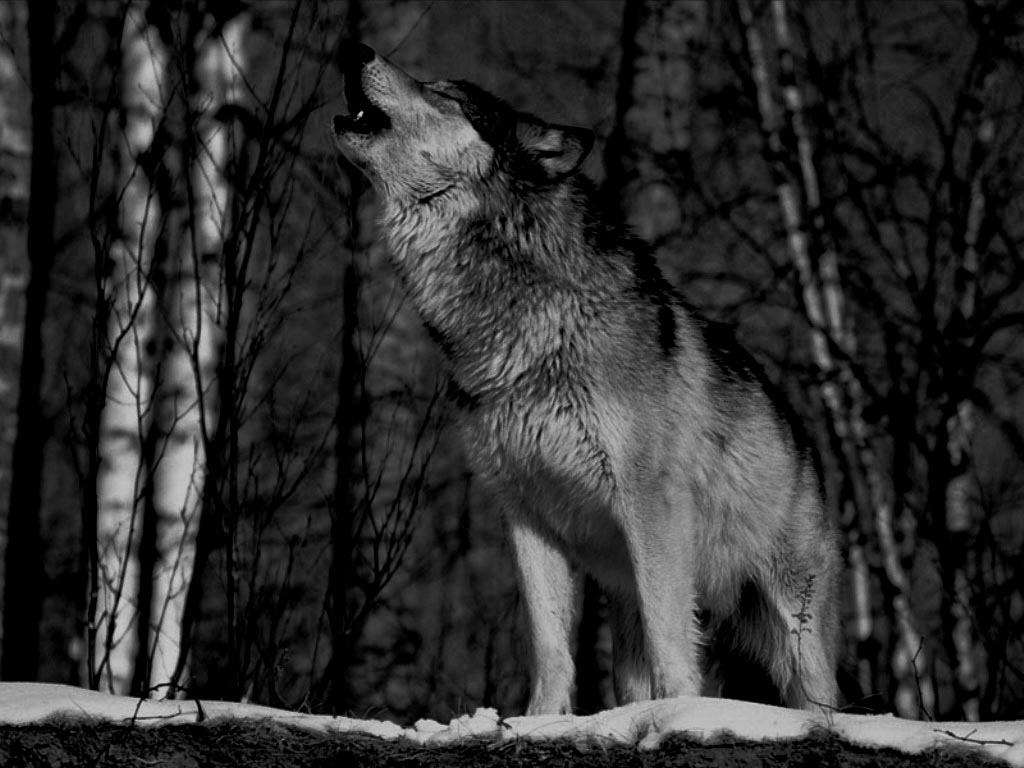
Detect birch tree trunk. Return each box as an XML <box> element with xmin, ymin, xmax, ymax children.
<box><xmin>93</xmin><ymin>4</ymin><xmax>166</xmax><ymax>694</ymax></box>
<box><xmin>0</xmin><ymin>0</ymin><xmax>31</xmax><ymax>661</ymax></box>
<box><xmin>1</xmin><ymin>0</ymin><xmax>53</xmax><ymax>681</ymax></box>
<box><xmin>739</xmin><ymin>0</ymin><xmax>937</xmax><ymax>717</ymax></box>
<box><xmin>144</xmin><ymin>12</ymin><xmax>245</xmax><ymax>696</ymax></box>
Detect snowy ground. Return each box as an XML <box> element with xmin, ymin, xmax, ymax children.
<box><xmin>0</xmin><ymin>683</ymin><xmax>1021</xmax><ymax>765</ymax></box>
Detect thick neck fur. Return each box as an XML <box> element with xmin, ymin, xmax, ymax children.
<box><xmin>379</xmin><ymin>175</ymin><xmax>638</xmax><ymax>398</ymax></box>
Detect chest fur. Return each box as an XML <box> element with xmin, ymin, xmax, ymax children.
<box><xmin>457</xmin><ymin>370</ymin><xmax>616</xmax><ymax>503</ymax></box>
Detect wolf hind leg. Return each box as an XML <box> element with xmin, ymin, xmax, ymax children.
<box><xmin>707</xmin><ymin>603</ymin><xmax>782</xmax><ymax>705</ymax></box>
<box><xmin>773</xmin><ymin>572</ymin><xmax>840</xmax><ymax>711</ymax></box>
<box><xmin>508</xmin><ymin>517</ymin><xmax>579</xmax><ymax>715</ymax></box>
<box><xmin>738</xmin><ymin>570</ymin><xmax>839</xmax><ymax>712</ymax></box>
<box><xmin>608</xmin><ymin>590</ymin><xmax>651</xmax><ymax>704</ymax></box>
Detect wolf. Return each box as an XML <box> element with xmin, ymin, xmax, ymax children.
<box><xmin>333</xmin><ymin>43</ymin><xmax>842</xmax><ymax>714</ymax></box>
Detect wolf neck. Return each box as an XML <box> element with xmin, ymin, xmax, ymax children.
<box><xmin>380</xmin><ymin>180</ymin><xmax>623</xmax><ymax>397</ymax></box>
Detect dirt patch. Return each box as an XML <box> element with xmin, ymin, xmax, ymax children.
<box><xmin>0</xmin><ymin>720</ymin><xmax>1011</xmax><ymax>767</ymax></box>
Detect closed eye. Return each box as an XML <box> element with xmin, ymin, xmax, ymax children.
<box><xmin>429</xmin><ymin>87</ymin><xmax>459</xmax><ymax>102</ymax></box>
<box><xmin>425</xmin><ymin>85</ymin><xmax>463</xmax><ymax>110</ymax></box>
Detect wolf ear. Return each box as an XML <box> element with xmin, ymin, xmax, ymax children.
<box><xmin>515</xmin><ymin>119</ymin><xmax>595</xmax><ymax>182</ymax></box>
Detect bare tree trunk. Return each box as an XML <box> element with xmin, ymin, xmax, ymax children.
<box><xmin>940</xmin><ymin>59</ymin><xmax>996</xmax><ymax>722</ymax></box>
<box><xmin>327</xmin><ymin>0</ymin><xmax>364</xmax><ymax>715</ymax></box>
<box><xmin>943</xmin><ymin>400</ymin><xmax>979</xmax><ymax>720</ymax></box>
<box><xmin>0</xmin><ymin>0</ymin><xmax>31</xmax><ymax>663</ymax></box>
<box><xmin>93</xmin><ymin>4</ymin><xmax>166</xmax><ymax>694</ymax></box>
<box><xmin>604</xmin><ymin>0</ymin><xmax>705</xmax><ymax>253</ymax></box>
<box><xmin>1</xmin><ymin>0</ymin><xmax>55</xmax><ymax>682</ymax></box>
<box><xmin>145</xmin><ymin>10</ymin><xmax>245</xmax><ymax>697</ymax></box>
<box><xmin>329</xmin><ymin>181</ymin><xmax>364</xmax><ymax>711</ymax></box>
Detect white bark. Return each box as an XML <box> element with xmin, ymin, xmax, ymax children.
<box><xmin>94</xmin><ymin>4</ymin><xmax>167</xmax><ymax>694</ymax></box>
<box><xmin>848</xmin><ymin>541</ymin><xmax>873</xmax><ymax>695</ymax></box>
<box><xmin>147</xmin><ymin>12</ymin><xmax>246</xmax><ymax>695</ymax></box>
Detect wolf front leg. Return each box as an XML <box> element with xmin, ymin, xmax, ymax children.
<box><xmin>507</xmin><ymin>517</ymin><xmax>578</xmax><ymax>715</ymax></box>
<box><xmin>620</xmin><ymin>486</ymin><xmax>702</xmax><ymax>700</ymax></box>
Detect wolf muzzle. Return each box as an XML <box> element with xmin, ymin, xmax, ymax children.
<box><xmin>334</xmin><ymin>44</ymin><xmax>430</xmax><ymax>138</ymax></box>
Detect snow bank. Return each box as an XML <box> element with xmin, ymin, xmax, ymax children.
<box><xmin>0</xmin><ymin>683</ymin><xmax>1020</xmax><ymax>765</ymax></box>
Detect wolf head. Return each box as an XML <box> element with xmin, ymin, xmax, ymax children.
<box><xmin>332</xmin><ymin>44</ymin><xmax>595</xmax><ymax>207</ymax></box>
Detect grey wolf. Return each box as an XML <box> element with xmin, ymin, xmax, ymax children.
<box><xmin>332</xmin><ymin>43</ymin><xmax>842</xmax><ymax>714</ymax></box>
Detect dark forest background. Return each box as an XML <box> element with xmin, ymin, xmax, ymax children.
<box><xmin>0</xmin><ymin>0</ymin><xmax>1022</xmax><ymax>724</ymax></box>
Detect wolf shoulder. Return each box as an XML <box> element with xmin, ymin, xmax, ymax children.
<box><xmin>608</xmin><ymin>268</ymin><xmax>820</xmax><ymax>477</ymax></box>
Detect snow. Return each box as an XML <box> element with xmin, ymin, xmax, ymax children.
<box><xmin>1</xmin><ymin>683</ymin><xmax>1022</xmax><ymax>765</ymax></box>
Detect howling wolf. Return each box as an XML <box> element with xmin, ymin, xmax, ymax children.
<box><xmin>333</xmin><ymin>43</ymin><xmax>841</xmax><ymax>714</ymax></box>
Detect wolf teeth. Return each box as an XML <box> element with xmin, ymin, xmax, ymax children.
<box><xmin>355</xmin><ymin>110</ymin><xmax>365</xmax><ymax>121</ymax></box>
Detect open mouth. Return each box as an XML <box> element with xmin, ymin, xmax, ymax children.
<box><xmin>334</xmin><ymin>70</ymin><xmax>391</xmax><ymax>135</ymax></box>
